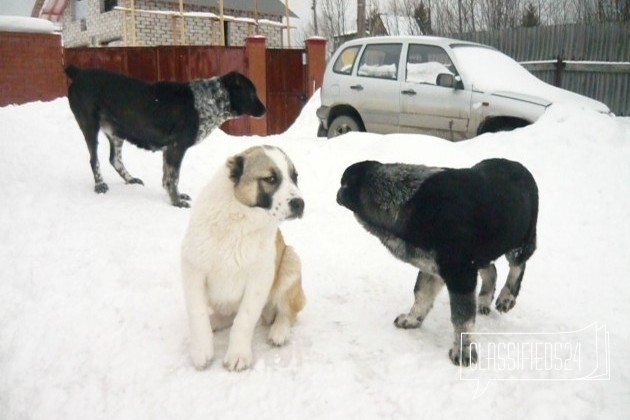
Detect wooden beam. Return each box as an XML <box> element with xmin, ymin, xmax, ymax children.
<box><xmin>122</xmin><ymin>3</ymin><xmax>127</xmax><ymax>46</ymax></box>
<box><xmin>285</xmin><ymin>0</ymin><xmax>290</xmax><ymax>48</ymax></box>
<box><xmin>130</xmin><ymin>0</ymin><xmax>136</xmax><ymax>46</ymax></box>
<box><xmin>179</xmin><ymin>0</ymin><xmax>186</xmax><ymax>45</ymax></box>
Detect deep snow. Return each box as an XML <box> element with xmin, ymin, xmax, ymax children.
<box><xmin>1</xmin><ymin>94</ymin><xmax>629</xmax><ymax>419</ymax></box>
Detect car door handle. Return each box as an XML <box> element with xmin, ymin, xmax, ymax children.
<box><xmin>350</xmin><ymin>84</ymin><xmax>364</xmax><ymax>91</ymax></box>
<box><xmin>401</xmin><ymin>89</ymin><xmax>417</xmax><ymax>96</ymax></box>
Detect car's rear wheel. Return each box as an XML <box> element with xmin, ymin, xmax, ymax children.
<box><xmin>328</xmin><ymin>115</ymin><xmax>361</xmax><ymax>138</ymax></box>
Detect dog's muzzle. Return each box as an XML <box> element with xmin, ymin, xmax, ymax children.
<box><xmin>336</xmin><ymin>187</ymin><xmax>346</xmax><ymax>207</ymax></box>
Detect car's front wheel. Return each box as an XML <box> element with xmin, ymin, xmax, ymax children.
<box><xmin>327</xmin><ymin>115</ymin><xmax>361</xmax><ymax>138</ymax></box>
<box><xmin>479</xmin><ymin>117</ymin><xmax>529</xmax><ymax>134</ymax></box>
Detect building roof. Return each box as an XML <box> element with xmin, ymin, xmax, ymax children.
<box><xmin>32</xmin><ymin>0</ymin><xmax>297</xmax><ymax>20</ymax></box>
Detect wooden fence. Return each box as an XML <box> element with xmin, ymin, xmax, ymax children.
<box><xmin>453</xmin><ymin>22</ymin><xmax>630</xmax><ymax>116</ymax></box>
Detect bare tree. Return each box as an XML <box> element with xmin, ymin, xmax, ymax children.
<box><xmin>318</xmin><ymin>0</ymin><xmax>352</xmax><ymax>51</ymax></box>
<box><xmin>300</xmin><ymin>0</ymin><xmax>627</xmax><ymax>48</ymax></box>
<box><xmin>595</xmin><ymin>0</ymin><xmax>630</xmax><ymax>21</ymax></box>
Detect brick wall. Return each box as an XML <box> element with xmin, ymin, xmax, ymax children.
<box><xmin>61</xmin><ymin>0</ymin><xmax>284</xmax><ymax>47</ymax></box>
<box><xmin>0</xmin><ymin>31</ymin><xmax>67</xmax><ymax>107</ymax></box>
<box><xmin>62</xmin><ymin>0</ymin><xmax>122</xmax><ymax>46</ymax></box>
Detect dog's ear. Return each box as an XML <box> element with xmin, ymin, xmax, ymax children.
<box><xmin>226</xmin><ymin>154</ymin><xmax>244</xmax><ymax>184</ymax></box>
<box><xmin>341</xmin><ymin>160</ymin><xmax>379</xmax><ymax>186</ymax></box>
<box><xmin>221</xmin><ymin>71</ymin><xmax>242</xmax><ymax>88</ymax></box>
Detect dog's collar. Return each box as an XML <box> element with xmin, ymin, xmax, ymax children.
<box><xmin>190</xmin><ymin>78</ymin><xmax>234</xmax><ymax>143</ymax></box>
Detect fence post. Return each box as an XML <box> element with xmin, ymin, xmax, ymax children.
<box><xmin>305</xmin><ymin>36</ymin><xmax>327</xmax><ymax>97</ymax></box>
<box><xmin>554</xmin><ymin>56</ymin><xmax>566</xmax><ymax>87</ymax></box>
<box><xmin>246</xmin><ymin>35</ymin><xmax>267</xmax><ymax>136</ymax></box>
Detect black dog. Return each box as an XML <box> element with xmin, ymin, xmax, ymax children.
<box><xmin>337</xmin><ymin>158</ymin><xmax>538</xmax><ymax>366</ymax></box>
<box><xmin>65</xmin><ymin>65</ymin><xmax>266</xmax><ymax>207</ymax></box>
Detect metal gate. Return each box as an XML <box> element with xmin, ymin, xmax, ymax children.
<box><xmin>265</xmin><ymin>49</ymin><xmax>308</xmax><ymax>135</ymax></box>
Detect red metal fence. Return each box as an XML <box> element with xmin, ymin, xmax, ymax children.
<box><xmin>1</xmin><ymin>32</ymin><xmax>327</xmax><ymax>135</ymax></box>
<box><xmin>0</xmin><ymin>32</ymin><xmax>66</xmax><ymax>107</ymax></box>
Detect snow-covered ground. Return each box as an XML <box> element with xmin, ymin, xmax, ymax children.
<box><xmin>1</xmin><ymin>94</ymin><xmax>629</xmax><ymax>419</ymax></box>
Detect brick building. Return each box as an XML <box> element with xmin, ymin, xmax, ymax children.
<box><xmin>32</xmin><ymin>0</ymin><xmax>296</xmax><ymax>48</ymax></box>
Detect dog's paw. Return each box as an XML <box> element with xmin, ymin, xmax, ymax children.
<box><xmin>478</xmin><ymin>304</ymin><xmax>491</xmax><ymax>315</ymax></box>
<box><xmin>268</xmin><ymin>319</ymin><xmax>290</xmax><ymax>346</ymax></box>
<box><xmin>127</xmin><ymin>177</ymin><xmax>144</xmax><ymax>185</ymax></box>
<box><xmin>173</xmin><ymin>199</ymin><xmax>191</xmax><ymax>208</ymax></box>
<box><xmin>495</xmin><ymin>291</ymin><xmax>516</xmax><ymax>313</ymax></box>
<box><xmin>394</xmin><ymin>313</ymin><xmax>423</xmax><ymax>329</ymax></box>
<box><xmin>449</xmin><ymin>345</ymin><xmax>478</xmax><ymax>367</ymax></box>
<box><xmin>179</xmin><ymin>193</ymin><xmax>192</xmax><ymax>201</ymax></box>
<box><xmin>478</xmin><ymin>294</ymin><xmax>493</xmax><ymax>315</ymax></box>
<box><xmin>94</xmin><ymin>182</ymin><xmax>109</xmax><ymax>194</ymax></box>
<box><xmin>189</xmin><ymin>339</ymin><xmax>214</xmax><ymax>370</ymax></box>
<box><xmin>223</xmin><ymin>350</ymin><xmax>252</xmax><ymax>372</ymax></box>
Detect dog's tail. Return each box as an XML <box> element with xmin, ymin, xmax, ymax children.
<box><xmin>64</xmin><ymin>65</ymin><xmax>81</xmax><ymax>80</ymax></box>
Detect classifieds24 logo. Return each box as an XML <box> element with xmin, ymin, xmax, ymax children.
<box><xmin>459</xmin><ymin>323</ymin><xmax>610</xmax><ymax>398</ymax></box>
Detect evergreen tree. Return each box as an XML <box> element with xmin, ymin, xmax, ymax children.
<box><xmin>414</xmin><ymin>1</ymin><xmax>432</xmax><ymax>34</ymax></box>
<box><xmin>521</xmin><ymin>2</ymin><xmax>541</xmax><ymax>27</ymax></box>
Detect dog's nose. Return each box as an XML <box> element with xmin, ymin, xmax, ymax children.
<box><xmin>289</xmin><ymin>197</ymin><xmax>305</xmax><ymax>218</ymax></box>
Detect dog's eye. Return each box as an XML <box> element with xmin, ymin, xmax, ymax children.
<box><xmin>262</xmin><ymin>175</ymin><xmax>277</xmax><ymax>185</ymax></box>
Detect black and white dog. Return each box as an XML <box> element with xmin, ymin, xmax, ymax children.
<box><xmin>65</xmin><ymin>65</ymin><xmax>266</xmax><ymax>207</ymax></box>
<box><xmin>337</xmin><ymin>158</ymin><xmax>538</xmax><ymax>366</ymax></box>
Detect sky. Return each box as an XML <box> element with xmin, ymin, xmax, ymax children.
<box><xmin>0</xmin><ymin>0</ymin><xmax>35</xmax><ymax>16</ymax></box>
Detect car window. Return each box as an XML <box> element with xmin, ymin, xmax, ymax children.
<box><xmin>406</xmin><ymin>44</ymin><xmax>457</xmax><ymax>85</ymax></box>
<box><xmin>333</xmin><ymin>46</ymin><xmax>361</xmax><ymax>75</ymax></box>
<box><xmin>357</xmin><ymin>43</ymin><xmax>402</xmax><ymax>80</ymax></box>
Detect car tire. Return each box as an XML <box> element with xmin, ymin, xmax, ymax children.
<box><xmin>483</xmin><ymin>119</ymin><xmax>529</xmax><ymax>134</ymax></box>
<box><xmin>489</xmin><ymin>123</ymin><xmax>518</xmax><ymax>133</ymax></box>
<box><xmin>327</xmin><ymin>115</ymin><xmax>361</xmax><ymax>138</ymax></box>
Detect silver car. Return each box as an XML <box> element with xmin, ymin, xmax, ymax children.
<box><xmin>317</xmin><ymin>36</ymin><xmax>610</xmax><ymax>140</ymax></box>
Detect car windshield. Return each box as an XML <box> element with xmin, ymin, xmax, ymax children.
<box><xmin>450</xmin><ymin>44</ymin><xmax>546</xmax><ymax>92</ymax></box>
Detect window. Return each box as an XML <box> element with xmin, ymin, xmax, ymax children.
<box><xmin>405</xmin><ymin>44</ymin><xmax>457</xmax><ymax>85</ymax></box>
<box><xmin>102</xmin><ymin>0</ymin><xmax>118</xmax><ymax>13</ymax></box>
<box><xmin>333</xmin><ymin>46</ymin><xmax>360</xmax><ymax>75</ymax></box>
<box><xmin>223</xmin><ymin>21</ymin><xmax>229</xmax><ymax>46</ymax></box>
<box><xmin>357</xmin><ymin>44</ymin><xmax>402</xmax><ymax>80</ymax></box>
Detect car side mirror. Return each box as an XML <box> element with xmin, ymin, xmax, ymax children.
<box><xmin>436</xmin><ymin>73</ymin><xmax>462</xmax><ymax>89</ymax></box>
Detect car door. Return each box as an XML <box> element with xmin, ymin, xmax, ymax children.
<box><xmin>399</xmin><ymin>43</ymin><xmax>471</xmax><ymax>141</ymax></box>
<box><xmin>349</xmin><ymin>42</ymin><xmax>403</xmax><ymax>133</ymax></box>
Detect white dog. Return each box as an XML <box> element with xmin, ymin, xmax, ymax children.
<box><xmin>181</xmin><ymin>145</ymin><xmax>306</xmax><ymax>371</ymax></box>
